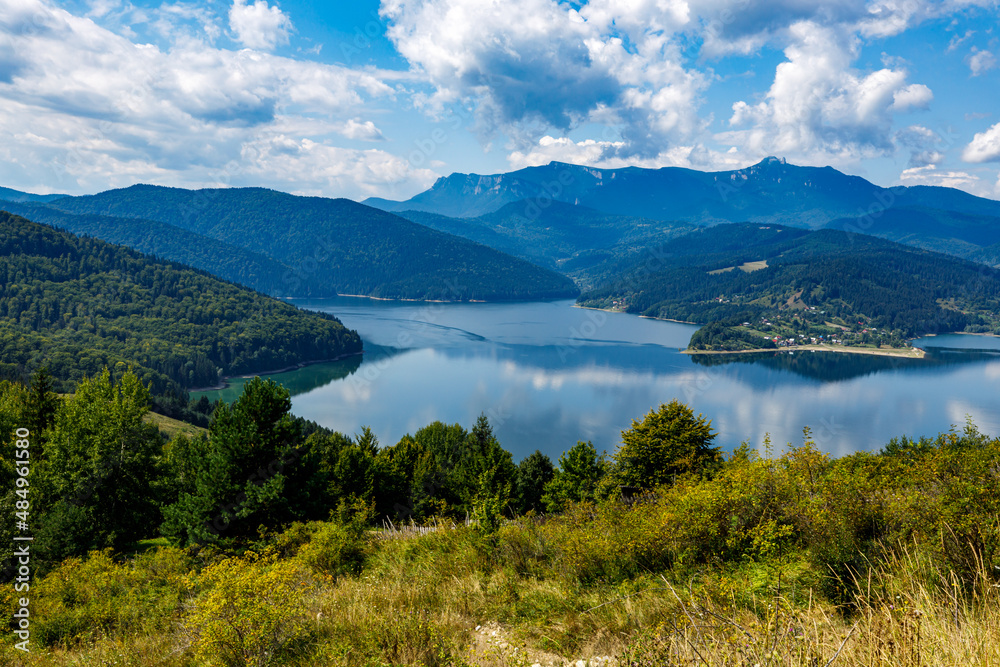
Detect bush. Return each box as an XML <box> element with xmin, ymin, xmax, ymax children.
<box><xmin>295</xmin><ymin>520</ymin><xmax>370</xmax><ymax>578</ymax></box>
<box><xmin>29</xmin><ymin>547</ymin><xmax>191</xmax><ymax>648</ymax></box>
<box><xmin>185</xmin><ymin>553</ymin><xmax>313</xmax><ymax>667</ymax></box>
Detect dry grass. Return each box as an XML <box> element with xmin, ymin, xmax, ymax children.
<box><xmin>3</xmin><ymin>521</ymin><xmax>998</xmax><ymax>666</ymax></box>
<box><xmin>144</xmin><ymin>411</ymin><xmax>208</xmax><ymax>440</ymax></box>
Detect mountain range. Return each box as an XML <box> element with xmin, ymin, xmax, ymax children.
<box><xmin>0</xmin><ymin>186</ymin><xmax>577</xmax><ymax>301</ymax></box>
<box><xmin>365</xmin><ymin>157</ymin><xmax>1000</xmax><ymax>226</ymax></box>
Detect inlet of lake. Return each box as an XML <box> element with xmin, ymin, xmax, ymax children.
<box><xmin>193</xmin><ymin>298</ymin><xmax>1000</xmax><ymax>461</ymax></box>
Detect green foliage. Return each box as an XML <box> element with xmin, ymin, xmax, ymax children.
<box><xmin>44</xmin><ymin>185</ymin><xmax>579</xmax><ymax>301</ymax></box>
<box><xmin>615</xmin><ymin>400</ymin><xmax>722</xmax><ymax>489</ymax></box>
<box><xmin>0</xmin><ymin>210</ymin><xmax>361</xmax><ymax>394</ymax></box>
<box><xmin>296</xmin><ymin>516</ymin><xmax>371</xmax><ymax>579</ymax></box>
<box><xmin>513</xmin><ymin>450</ymin><xmax>555</xmax><ymax>515</ymax></box>
<box><xmin>185</xmin><ymin>553</ymin><xmax>313</xmax><ymax>667</ymax></box>
<box><xmin>24</xmin><ymin>367</ymin><xmax>59</xmax><ymax>445</ymax></box>
<box><xmin>0</xmin><ymin>200</ymin><xmax>298</xmax><ymax>297</ymax></box>
<box><xmin>161</xmin><ymin>377</ymin><xmax>301</xmax><ymax>546</ymax></box>
<box><xmin>29</xmin><ymin>547</ymin><xmax>192</xmax><ymax>648</ymax></box>
<box><xmin>688</xmin><ymin>320</ymin><xmax>777</xmax><ymax>351</ymax></box>
<box><xmin>580</xmin><ymin>223</ymin><xmax>1000</xmax><ymax>339</ymax></box>
<box><xmin>542</xmin><ymin>441</ymin><xmax>605</xmax><ymax>513</ymax></box>
<box><xmin>37</xmin><ymin>369</ymin><xmax>162</xmax><ymax>562</ymax></box>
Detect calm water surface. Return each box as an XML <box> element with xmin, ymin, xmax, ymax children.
<box><xmin>194</xmin><ymin>298</ymin><xmax>1000</xmax><ymax>461</ymax></box>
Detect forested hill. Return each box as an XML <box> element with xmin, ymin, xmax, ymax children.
<box><xmin>578</xmin><ymin>223</ymin><xmax>1000</xmax><ymax>345</ymax></box>
<box><xmin>398</xmin><ymin>200</ymin><xmax>696</xmax><ymax>283</ymax></box>
<box><xmin>43</xmin><ymin>185</ymin><xmax>579</xmax><ymax>301</ymax></box>
<box><xmin>0</xmin><ymin>211</ymin><xmax>362</xmax><ymax>394</ymax></box>
<box><xmin>0</xmin><ymin>200</ymin><xmax>305</xmax><ymax>297</ymax></box>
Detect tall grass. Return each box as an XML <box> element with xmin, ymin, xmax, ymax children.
<box><xmin>4</xmin><ymin>440</ymin><xmax>998</xmax><ymax>666</ymax></box>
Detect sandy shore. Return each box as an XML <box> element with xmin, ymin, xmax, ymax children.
<box><xmin>683</xmin><ymin>344</ymin><xmax>926</xmax><ymax>359</ymax></box>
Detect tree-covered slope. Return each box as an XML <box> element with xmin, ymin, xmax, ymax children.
<box><xmin>0</xmin><ymin>211</ymin><xmax>362</xmax><ymax>393</ymax></box>
<box><xmin>825</xmin><ymin>206</ymin><xmax>1000</xmax><ymax>265</ymax></box>
<box><xmin>398</xmin><ymin>200</ymin><xmax>695</xmax><ymax>289</ymax></box>
<box><xmin>0</xmin><ymin>200</ymin><xmax>312</xmax><ymax>297</ymax></box>
<box><xmin>46</xmin><ymin>185</ymin><xmax>579</xmax><ymax>301</ymax></box>
<box><xmin>579</xmin><ymin>224</ymin><xmax>1000</xmax><ymax>345</ymax></box>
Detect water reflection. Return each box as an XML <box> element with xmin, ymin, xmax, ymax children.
<box><xmin>193</xmin><ymin>299</ymin><xmax>1000</xmax><ymax>462</ymax></box>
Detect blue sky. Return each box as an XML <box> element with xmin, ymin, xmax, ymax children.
<box><xmin>0</xmin><ymin>0</ymin><xmax>998</xmax><ymax>201</ymax></box>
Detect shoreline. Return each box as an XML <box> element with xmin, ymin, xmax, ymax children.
<box><xmin>572</xmin><ymin>303</ymin><xmax>699</xmax><ymax>325</ymax></box>
<box><xmin>683</xmin><ymin>344</ymin><xmax>926</xmax><ymax>359</ymax></box>
<box><xmin>297</xmin><ymin>294</ymin><xmax>576</xmax><ymax>305</ymax></box>
<box><xmin>189</xmin><ymin>351</ymin><xmax>364</xmax><ymax>393</ymax></box>
<box><xmin>921</xmin><ymin>331</ymin><xmax>1000</xmax><ymax>339</ymax></box>
<box><xmin>332</xmin><ymin>293</ymin><xmax>487</xmax><ymax>303</ymax></box>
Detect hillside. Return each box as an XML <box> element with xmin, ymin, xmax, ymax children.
<box><xmin>578</xmin><ymin>224</ymin><xmax>1000</xmax><ymax>350</ymax></box>
<box><xmin>0</xmin><ymin>200</ymin><xmax>310</xmax><ymax>297</ymax></box>
<box><xmin>398</xmin><ymin>201</ymin><xmax>695</xmax><ymax>287</ymax></box>
<box><xmin>825</xmin><ymin>206</ymin><xmax>1000</xmax><ymax>266</ymax></box>
<box><xmin>43</xmin><ymin>185</ymin><xmax>579</xmax><ymax>301</ymax></box>
<box><xmin>365</xmin><ymin>157</ymin><xmax>1000</xmax><ymax>230</ymax></box>
<box><xmin>0</xmin><ymin>210</ymin><xmax>362</xmax><ymax>394</ymax></box>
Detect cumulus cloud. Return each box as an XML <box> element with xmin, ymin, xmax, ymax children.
<box><xmin>969</xmin><ymin>48</ymin><xmax>997</xmax><ymax>76</ymax></box>
<box><xmin>381</xmin><ymin>0</ymin><xmax>708</xmax><ymax>158</ymax></box>
<box><xmin>963</xmin><ymin>122</ymin><xmax>1000</xmax><ymax>163</ymax></box>
<box><xmin>724</xmin><ymin>22</ymin><xmax>931</xmax><ymax>161</ymax></box>
<box><xmin>380</xmin><ymin>0</ymin><xmax>953</xmax><ymax>171</ymax></box>
<box><xmin>228</xmin><ymin>0</ymin><xmax>292</xmax><ymax>51</ymax></box>
<box><xmin>337</xmin><ymin>119</ymin><xmax>385</xmax><ymax>141</ymax></box>
<box><xmin>0</xmin><ymin>0</ymin><xmax>431</xmax><ymax>199</ymax></box>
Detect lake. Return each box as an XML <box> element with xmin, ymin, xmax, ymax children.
<box><xmin>193</xmin><ymin>298</ymin><xmax>1000</xmax><ymax>462</ymax></box>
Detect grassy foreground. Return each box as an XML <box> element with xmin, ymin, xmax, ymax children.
<box><xmin>3</xmin><ymin>428</ymin><xmax>999</xmax><ymax>667</ymax></box>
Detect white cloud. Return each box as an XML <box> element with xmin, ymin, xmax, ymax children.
<box><xmin>900</xmin><ymin>164</ymin><xmax>980</xmax><ymax>189</ymax></box>
<box><xmin>946</xmin><ymin>29</ymin><xmax>974</xmax><ymax>53</ymax></box>
<box><xmin>381</xmin><ymin>0</ymin><xmax>708</xmax><ymax>158</ymax></box>
<box><xmin>238</xmin><ymin>134</ymin><xmax>437</xmax><ymax>198</ymax></box>
<box><xmin>228</xmin><ymin>0</ymin><xmax>292</xmax><ymax>51</ymax></box>
<box><xmin>506</xmin><ymin>134</ymin><xmax>748</xmax><ymax>172</ymax></box>
<box><xmin>0</xmin><ymin>0</ymin><xmax>431</xmax><ymax>199</ymax></box>
<box><xmin>338</xmin><ymin>119</ymin><xmax>385</xmax><ymax>141</ymax></box>
<box><xmin>724</xmin><ymin>21</ymin><xmax>931</xmax><ymax>161</ymax></box>
<box><xmin>963</xmin><ymin>122</ymin><xmax>1000</xmax><ymax>163</ymax></box>
<box><xmin>969</xmin><ymin>48</ymin><xmax>997</xmax><ymax>76</ymax></box>
<box><xmin>891</xmin><ymin>83</ymin><xmax>933</xmax><ymax>111</ymax></box>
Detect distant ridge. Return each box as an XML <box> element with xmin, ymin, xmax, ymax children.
<box><xmin>363</xmin><ymin>158</ymin><xmax>1000</xmax><ymax>229</ymax></box>
<box><xmin>0</xmin><ymin>185</ymin><xmax>68</xmax><ymax>203</ymax></box>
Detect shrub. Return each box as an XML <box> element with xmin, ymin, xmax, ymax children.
<box><xmin>29</xmin><ymin>547</ymin><xmax>191</xmax><ymax>648</ymax></box>
<box><xmin>295</xmin><ymin>520</ymin><xmax>370</xmax><ymax>578</ymax></box>
<box><xmin>185</xmin><ymin>553</ymin><xmax>313</xmax><ymax>667</ymax></box>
